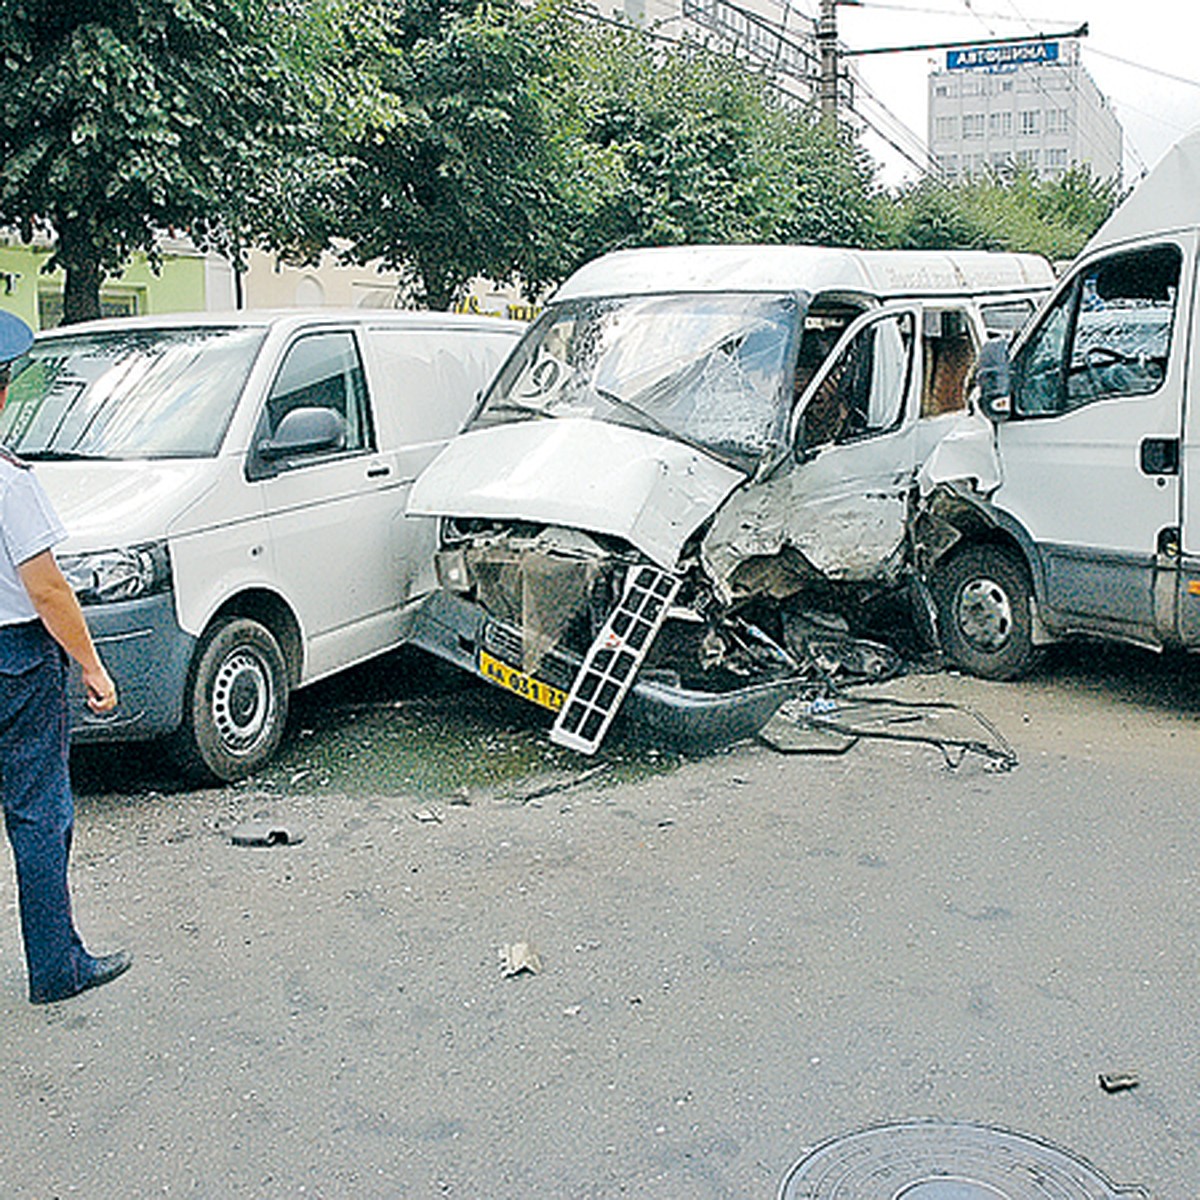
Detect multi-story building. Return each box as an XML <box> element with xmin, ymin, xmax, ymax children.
<box><xmin>928</xmin><ymin>38</ymin><xmax>1123</xmax><ymax>184</ymax></box>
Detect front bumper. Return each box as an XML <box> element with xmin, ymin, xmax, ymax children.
<box><xmin>69</xmin><ymin>591</ymin><xmax>196</xmax><ymax>743</ymax></box>
<box><xmin>408</xmin><ymin>589</ymin><xmax>801</xmax><ymax>752</ymax></box>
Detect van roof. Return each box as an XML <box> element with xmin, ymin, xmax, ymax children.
<box><xmin>35</xmin><ymin>308</ymin><xmax>526</xmax><ymax>339</ymax></box>
<box><xmin>553</xmin><ymin>244</ymin><xmax>1055</xmax><ymax>303</ymax></box>
<box><xmin>1088</xmin><ymin>124</ymin><xmax>1200</xmax><ymax>252</ymax></box>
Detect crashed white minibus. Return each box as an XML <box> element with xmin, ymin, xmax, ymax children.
<box><xmin>407</xmin><ymin>245</ymin><xmax>1053</xmax><ymax>751</ymax></box>
<box><xmin>926</xmin><ymin>126</ymin><xmax>1200</xmax><ymax>680</ymax></box>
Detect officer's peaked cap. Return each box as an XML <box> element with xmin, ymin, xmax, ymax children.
<box><xmin>0</xmin><ymin>310</ymin><xmax>34</xmax><ymax>364</ymax></box>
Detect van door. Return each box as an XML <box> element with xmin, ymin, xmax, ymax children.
<box><xmin>782</xmin><ymin>305</ymin><xmax>923</xmax><ymax>578</ymax></box>
<box><xmin>993</xmin><ymin>238</ymin><xmax>1191</xmax><ymax>640</ymax></box>
<box><xmin>250</xmin><ymin>328</ymin><xmax>404</xmax><ymax>681</ymax></box>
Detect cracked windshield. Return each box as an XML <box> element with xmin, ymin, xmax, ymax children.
<box><xmin>472</xmin><ymin>292</ymin><xmax>799</xmax><ymax>469</ymax></box>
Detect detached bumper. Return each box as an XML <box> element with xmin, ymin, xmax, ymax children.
<box><xmin>408</xmin><ymin>589</ymin><xmax>800</xmax><ymax>752</ymax></box>
<box><xmin>69</xmin><ymin>592</ymin><xmax>196</xmax><ymax>744</ymax></box>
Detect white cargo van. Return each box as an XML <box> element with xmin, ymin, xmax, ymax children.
<box><xmin>1</xmin><ymin>310</ymin><xmax>522</xmax><ymax>779</ymax></box>
<box><xmin>407</xmin><ymin>245</ymin><xmax>1053</xmax><ymax>752</ymax></box>
<box><xmin>924</xmin><ymin>127</ymin><xmax>1200</xmax><ymax>679</ymax></box>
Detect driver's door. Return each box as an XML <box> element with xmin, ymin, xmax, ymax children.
<box><xmin>992</xmin><ymin>236</ymin><xmax>1192</xmax><ymax>632</ymax></box>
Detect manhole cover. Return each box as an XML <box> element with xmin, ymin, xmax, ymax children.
<box><xmin>778</xmin><ymin>1121</ymin><xmax>1145</xmax><ymax>1199</ymax></box>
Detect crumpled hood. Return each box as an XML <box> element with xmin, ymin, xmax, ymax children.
<box><xmin>408</xmin><ymin>418</ymin><xmax>746</xmax><ymax>570</ymax></box>
<box><xmin>33</xmin><ymin>459</ymin><xmax>216</xmax><ymax>551</ymax></box>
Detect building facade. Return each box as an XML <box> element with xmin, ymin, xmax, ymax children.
<box><xmin>927</xmin><ymin>39</ymin><xmax>1122</xmax><ymax>184</ymax></box>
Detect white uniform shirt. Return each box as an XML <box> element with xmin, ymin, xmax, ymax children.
<box><xmin>0</xmin><ymin>455</ymin><xmax>66</xmax><ymax>626</ymax></box>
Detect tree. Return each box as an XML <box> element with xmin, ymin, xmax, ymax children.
<box><xmin>327</xmin><ymin>0</ymin><xmax>565</xmax><ymax>310</ymax></box>
<box><xmin>882</xmin><ymin>166</ymin><xmax>1119</xmax><ymax>261</ymax></box>
<box><xmin>546</xmin><ymin>20</ymin><xmax>879</xmax><ymax>274</ymax></box>
<box><xmin>0</xmin><ymin>1</ymin><xmax>324</xmax><ymax>323</ymax></box>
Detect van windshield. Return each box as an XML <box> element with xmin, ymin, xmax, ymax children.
<box><xmin>0</xmin><ymin>326</ymin><xmax>267</xmax><ymax>460</ymax></box>
<box><xmin>472</xmin><ymin>293</ymin><xmax>799</xmax><ymax>470</ymax></box>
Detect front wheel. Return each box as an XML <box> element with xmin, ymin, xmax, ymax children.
<box><xmin>932</xmin><ymin>544</ymin><xmax>1038</xmax><ymax>681</ymax></box>
<box><xmin>172</xmin><ymin>617</ymin><xmax>290</xmax><ymax>783</ymax></box>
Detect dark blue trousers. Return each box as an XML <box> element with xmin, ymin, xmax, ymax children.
<box><xmin>0</xmin><ymin>620</ymin><xmax>87</xmax><ymax>1002</ymax></box>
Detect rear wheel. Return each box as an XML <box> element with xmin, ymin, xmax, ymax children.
<box><xmin>172</xmin><ymin>617</ymin><xmax>290</xmax><ymax>782</ymax></box>
<box><xmin>932</xmin><ymin>543</ymin><xmax>1038</xmax><ymax>681</ymax></box>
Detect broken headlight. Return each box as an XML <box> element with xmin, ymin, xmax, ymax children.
<box><xmin>58</xmin><ymin>540</ymin><xmax>172</xmax><ymax>605</ymax></box>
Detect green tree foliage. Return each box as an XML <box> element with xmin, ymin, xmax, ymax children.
<box><xmin>881</xmin><ymin>166</ymin><xmax>1119</xmax><ymax>262</ymax></box>
<box><xmin>0</xmin><ymin>0</ymin><xmax>322</xmax><ymax>323</ymax></box>
<box><xmin>546</xmin><ymin>19</ymin><xmax>879</xmax><ymax>273</ymax></box>
<box><xmin>327</xmin><ymin>0</ymin><xmax>564</xmax><ymax>310</ymax></box>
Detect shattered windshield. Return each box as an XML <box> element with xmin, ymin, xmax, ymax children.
<box><xmin>0</xmin><ymin>326</ymin><xmax>267</xmax><ymax>460</ymax></box>
<box><xmin>472</xmin><ymin>292</ymin><xmax>800</xmax><ymax>469</ymax></box>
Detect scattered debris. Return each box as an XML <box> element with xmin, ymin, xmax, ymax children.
<box><xmin>411</xmin><ymin>806</ymin><xmax>445</xmax><ymax>824</ymax></box>
<box><xmin>1098</xmin><ymin>1071</ymin><xmax>1140</xmax><ymax>1094</ymax></box>
<box><xmin>499</xmin><ymin>942</ymin><xmax>543</xmax><ymax>977</ymax></box>
<box><xmin>760</xmin><ymin>691</ymin><xmax>1018</xmax><ymax>771</ymax></box>
<box><xmin>230</xmin><ymin>819</ymin><xmax>305</xmax><ymax>847</ymax></box>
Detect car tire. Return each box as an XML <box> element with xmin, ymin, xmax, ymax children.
<box><xmin>932</xmin><ymin>543</ymin><xmax>1039</xmax><ymax>681</ymax></box>
<box><xmin>172</xmin><ymin>617</ymin><xmax>290</xmax><ymax>783</ymax></box>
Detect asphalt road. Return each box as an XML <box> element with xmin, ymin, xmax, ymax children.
<box><xmin>1</xmin><ymin>643</ymin><xmax>1198</xmax><ymax>1198</ymax></box>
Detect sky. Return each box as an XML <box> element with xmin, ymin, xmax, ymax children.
<box><xmin>802</xmin><ymin>0</ymin><xmax>1200</xmax><ymax>187</ymax></box>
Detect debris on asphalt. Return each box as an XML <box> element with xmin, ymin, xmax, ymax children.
<box><xmin>500</xmin><ymin>942</ymin><xmax>543</xmax><ymax>977</ymax></box>
<box><xmin>1098</xmin><ymin>1071</ymin><xmax>1140</xmax><ymax>1094</ymax></box>
<box><xmin>230</xmin><ymin>819</ymin><xmax>305</xmax><ymax>847</ymax></box>
<box><xmin>411</xmin><ymin>806</ymin><xmax>444</xmax><ymax>824</ymax></box>
<box><xmin>512</xmin><ymin>762</ymin><xmax>612</xmax><ymax>806</ymax></box>
<box><xmin>760</xmin><ymin>691</ymin><xmax>1018</xmax><ymax>771</ymax></box>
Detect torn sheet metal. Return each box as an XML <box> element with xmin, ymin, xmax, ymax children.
<box><xmin>500</xmin><ymin>942</ymin><xmax>543</xmax><ymax>977</ymax></box>
<box><xmin>409</xmin><ymin>418</ymin><xmax>745</xmax><ymax>571</ymax></box>
<box><xmin>702</xmin><ymin>471</ymin><xmax>909</xmax><ymax>601</ymax></box>
<box><xmin>916</xmin><ymin>411</ymin><xmax>1002</xmax><ymax>497</ymax></box>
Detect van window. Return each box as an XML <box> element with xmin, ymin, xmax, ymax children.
<box><xmin>1015</xmin><ymin>244</ymin><xmax>1181</xmax><ymax>417</ymax></box>
<box><xmin>1</xmin><ymin>327</ymin><xmax>266</xmax><ymax>459</ymax></box>
<box><xmin>265</xmin><ymin>332</ymin><xmax>372</xmax><ymax>456</ymax></box>
<box><xmin>921</xmin><ymin>310</ymin><xmax>976</xmax><ymax>417</ymax></box>
<box><xmin>799</xmin><ymin>312</ymin><xmax>914</xmax><ymax>449</ymax></box>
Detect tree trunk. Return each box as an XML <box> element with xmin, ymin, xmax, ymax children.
<box><xmin>57</xmin><ymin>220</ymin><xmax>104</xmax><ymax>326</ymax></box>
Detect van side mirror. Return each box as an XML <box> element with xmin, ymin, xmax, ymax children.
<box><xmin>258</xmin><ymin>407</ymin><xmax>347</xmax><ymax>460</ymax></box>
<box><xmin>976</xmin><ymin>337</ymin><xmax>1012</xmax><ymax>422</ymax></box>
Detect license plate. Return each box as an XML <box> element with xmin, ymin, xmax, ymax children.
<box><xmin>478</xmin><ymin>650</ymin><xmax>567</xmax><ymax>712</ymax></box>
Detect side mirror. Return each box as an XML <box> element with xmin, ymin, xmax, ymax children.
<box><xmin>976</xmin><ymin>337</ymin><xmax>1013</xmax><ymax>422</ymax></box>
<box><xmin>258</xmin><ymin>407</ymin><xmax>347</xmax><ymax>460</ymax></box>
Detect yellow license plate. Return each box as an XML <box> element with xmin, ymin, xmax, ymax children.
<box><xmin>478</xmin><ymin>650</ymin><xmax>567</xmax><ymax>712</ymax></box>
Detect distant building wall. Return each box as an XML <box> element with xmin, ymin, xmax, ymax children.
<box><xmin>928</xmin><ymin>38</ymin><xmax>1123</xmax><ymax>184</ymax></box>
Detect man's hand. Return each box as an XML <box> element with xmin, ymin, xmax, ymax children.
<box><xmin>83</xmin><ymin>663</ymin><xmax>117</xmax><ymax>713</ymax></box>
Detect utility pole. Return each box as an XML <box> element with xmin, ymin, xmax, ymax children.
<box><xmin>817</xmin><ymin>0</ymin><xmax>837</xmax><ymax>124</ymax></box>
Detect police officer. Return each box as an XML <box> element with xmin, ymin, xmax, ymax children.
<box><xmin>0</xmin><ymin>310</ymin><xmax>131</xmax><ymax>1004</ymax></box>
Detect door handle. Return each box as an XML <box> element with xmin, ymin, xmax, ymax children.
<box><xmin>1140</xmin><ymin>437</ymin><xmax>1179</xmax><ymax>476</ymax></box>
<box><xmin>366</xmin><ymin>464</ymin><xmax>391</xmax><ymax>479</ymax></box>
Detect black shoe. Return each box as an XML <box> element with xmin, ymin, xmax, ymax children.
<box><xmin>30</xmin><ymin>950</ymin><xmax>133</xmax><ymax>1005</ymax></box>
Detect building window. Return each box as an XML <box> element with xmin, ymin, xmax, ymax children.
<box><xmin>1020</xmin><ymin>109</ymin><xmax>1040</xmax><ymax>137</ymax></box>
<box><xmin>1046</xmin><ymin>108</ymin><xmax>1069</xmax><ymax>135</ymax></box>
<box><xmin>962</xmin><ymin>113</ymin><xmax>985</xmax><ymax>140</ymax></box>
<box><xmin>935</xmin><ymin>84</ymin><xmax>948</xmax><ymax>97</ymax></box>
<box><xmin>940</xmin><ymin>153</ymin><xmax>959</xmax><ymax>176</ymax></box>
<box><xmin>1046</xmin><ymin>147</ymin><xmax>1069</xmax><ymax>170</ymax></box>
<box><xmin>1016</xmin><ymin>148</ymin><xmax>1040</xmax><ymax>169</ymax></box>
<box><xmin>935</xmin><ymin>116</ymin><xmax>956</xmax><ymax>141</ymax></box>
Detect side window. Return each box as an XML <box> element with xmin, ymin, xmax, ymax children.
<box><xmin>265</xmin><ymin>331</ymin><xmax>372</xmax><ymax>456</ymax></box>
<box><xmin>799</xmin><ymin>312</ymin><xmax>914</xmax><ymax>450</ymax></box>
<box><xmin>1015</xmin><ymin>244</ymin><xmax>1181</xmax><ymax>417</ymax></box>
<box><xmin>921</xmin><ymin>309</ymin><xmax>976</xmax><ymax>417</ymax></box>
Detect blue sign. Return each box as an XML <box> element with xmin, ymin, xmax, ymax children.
<box><xmin>947</xmin><ymin>40</ymin><xmax>1059</xmax><ymax>71</ymax></box>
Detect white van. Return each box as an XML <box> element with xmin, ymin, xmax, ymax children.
<box><xmin>924</xmin><ymin>127</ymin><xmax>1200</xmax><ymax>679</ymax></box>
<box><xmin>407</xmin><ymin>245</ymin><xmax>1053</xmax><ymax>752</ymax></box>
<box><xmin>2</xmin><ymin>310</ymin><xmax>523</xmax><ymax>779</ymax></box>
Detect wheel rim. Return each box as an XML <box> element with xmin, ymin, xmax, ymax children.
<box><xmin>956</xmin><ymin>575</ymin><xmax>1014</xmax><ymax>652</ymax></box>
<box><xmin>211</xmin><ymin>646</ymin><xmax>276</xmax><ymax>756</ymax></box>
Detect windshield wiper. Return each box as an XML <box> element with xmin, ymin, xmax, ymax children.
<box><xmin>17</xmin><ymin>449</ymin><xmax>109</xmax><ymax>461</ymax></box>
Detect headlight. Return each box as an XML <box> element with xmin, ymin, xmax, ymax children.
<box><xmin>58</xmin><ymin>541</ymin><xmax>172</xmax><ymax>605</ymax></box>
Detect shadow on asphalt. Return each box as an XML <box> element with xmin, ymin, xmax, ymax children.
<box><xmin>70</xmin><ymin>647</ymin><xmax>684</xmax><ymax>800</ymax></box>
